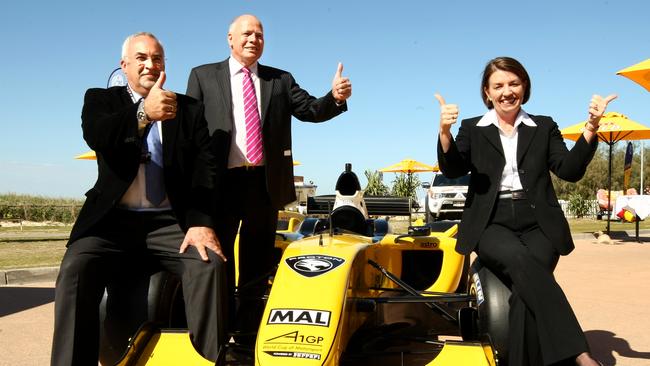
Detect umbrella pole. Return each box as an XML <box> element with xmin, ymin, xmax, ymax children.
<box><xmin>641</xmin><ymin>141</ymin><xmax>645</xmax><ymax>194</ymax></box>
<box><xmin>607</xmin><ymin>142</ymin><xmax>613</xmax><ymax>235</ymax></box>
<box><xmin>408</xmin><ymin>172</ymin><xmax>413</xmax><ymax>224</ymax></box>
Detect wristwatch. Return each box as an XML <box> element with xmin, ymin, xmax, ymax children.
<box><xmin>137</xmin><ymin>100</ymin><xmax>151</xmax><ymax>125</ymax></box>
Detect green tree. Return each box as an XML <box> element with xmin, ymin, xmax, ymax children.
<box><xmin>364</xmin><ymin>170</ymin><xmax>390</xmax><ymax>196</ymax></box>
<box><xmin>552</xmin><ymin>143</ymin><xmax>650</xmax><ymax>200</ymax></box>
<box><xmin>390</xmin><ymin>173</ymin><xmax>421</xmax><ymax>200</ymax></box>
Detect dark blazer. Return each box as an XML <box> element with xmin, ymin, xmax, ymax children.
<box><xmin>186</xmin><ymin>59</ymin><xmax>347</xmax><ymax>209</ymax></box>
<box><xmin>437</xmin><ymin>114</ymin><xmax>598</xmax><ymax>256</ymax></box>
<box><xmin>69</xmin><ymin>86</ymin><xmax>216</xmax><ymax>244</ymax></box>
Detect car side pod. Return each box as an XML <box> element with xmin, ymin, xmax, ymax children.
<box><xmin>113</xmin><ymin>323</ymin><xmax>215</xmax><ymax>366</ymax></box>
<box><xmin>426</xmin><ymin>341</ymin><xmax>497</xmax><ymax>366</ymax></box>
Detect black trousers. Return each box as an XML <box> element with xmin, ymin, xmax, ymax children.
<box><xmin>216</xmin><ymin>167</ymin><xmax>278</xmax><ymax>342</ymax></box>
<box><xmin>477</xmin><ymin>198</ymin><xmax>589</xmax><ymax>366</ymax></box>
<box><xmin>51</xmin><ymin>209</ymin><xmax>226</xmax><ymax>365</ymax></box>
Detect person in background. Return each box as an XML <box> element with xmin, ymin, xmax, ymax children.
<box><xmin>436</xmin><ymin>56</ymin><xmax>615</xmax><ymax>366</ymax></box>
<box><xmin>51</xmin><ymin>32</ymin><xmax>226</xmax><ymax>365</ymax></box>
<box><xmin>186</xmin><ymin>14</ymin><xmax>351</xmax><ymax>344</ymax></box>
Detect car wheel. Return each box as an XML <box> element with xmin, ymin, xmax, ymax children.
<box><xmin>468</xmin><ymin>259</ymin><xmax>511</xmax><ymax>365</ymax></box>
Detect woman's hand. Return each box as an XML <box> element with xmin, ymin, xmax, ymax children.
<box><xmin>583</xmin><ymin>94</ymin><xmax>617</xmax><ymax>142</ymax></box>
<box><xmin>435</xmin><ymin>93</ymin><xmax>458</xmax><ymax>152</ymax></box>
<box><xmin>587</xmin><ymin>94</ymin><xmax>617</xmax><ymax>128</ymax></box>
<box><xmin>435</xmin><ymin>93</ymin><xmax>459</xmax><ymax>133</ymax></box>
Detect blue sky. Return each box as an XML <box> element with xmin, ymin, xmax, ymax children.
<box><xmin>1</xmin><ymin>0</ymin><xmax>649</xmax><ymax>199</ymax></box>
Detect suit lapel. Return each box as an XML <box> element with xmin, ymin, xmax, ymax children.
<box><xmin>257</xmin><ymin>64</ymin><xmax>273</xmax><ymax>126</ymax></box>
<box><xmin>517</xmin><ymin>124</ymin><xmax>536</xmax><ymax>165</ymax></box>
<box><xmin>216</xmin><ymin>61</ymin><xmax>232</xmax><ymax>114</ymax></box>
<box><xmin>161</xmin><ymin>116</ymin><xmax>179</xmax><ymax>167</ymax></box>
<box><xmin>120</xmin><ymin>86</ymin><xmax>133</xmax><ymax>106</ymax></box>
<box><xmin>480</xmin><ymin>124</ymin><xmax>504</xmax><ymax>158</ymax></box>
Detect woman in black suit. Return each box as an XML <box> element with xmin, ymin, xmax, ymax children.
<box><xmin>436</xmin><ymin>57</ymin><xmax>615</xmax><ymax>366</ymax></box>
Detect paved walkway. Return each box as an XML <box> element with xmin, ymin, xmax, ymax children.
<box><xmin>1</xmin><ymin>233</ymin><xmax>649</xmax><ymax>365</ymax></box>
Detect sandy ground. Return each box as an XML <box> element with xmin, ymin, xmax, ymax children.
<box><xmin>1</xmin><ymin>237</ymin><xmax>649</xmax><ymax>366</ymax></box>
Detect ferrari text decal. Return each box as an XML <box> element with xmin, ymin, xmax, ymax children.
<box><xmin>264</xmin><ymin>351</ymin><xmax>321</xmax><ymax>360</ymax></box>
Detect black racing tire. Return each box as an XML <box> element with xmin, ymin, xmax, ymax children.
<box><xmin>99</xmin><ymin>271</ymin><xmax>185</xmax><ymax>365</ymax></box>
<box><xmin>468</xmin><ymin>259</ymin><xmax>511</xmax><ymax>365</ymax></box>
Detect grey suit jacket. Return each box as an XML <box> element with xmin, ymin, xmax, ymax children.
<box><xmin>187</xmin><ymin>59</ymin><xmax>347</xmax><ymax>208</ymax></box>
<box><xmin>437</xmin><ymin>114</ymin><xmax>598</xmax><ymax>256</ymax></box>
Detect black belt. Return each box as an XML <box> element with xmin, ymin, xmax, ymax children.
<box><xmin>498</xmin><ymin>190</ymin><xmax>526</xmax><ymax>200</ymax></box>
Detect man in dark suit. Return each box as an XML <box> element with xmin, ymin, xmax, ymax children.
<box><xmin>186</xmin><ymin>14</ymin><xmax>352</xmax><ymax>342</ymax></box>
<box><xmin>51</xmin><ymin>32</ymin><xmax>227</xmax><ymax>365</ymax></box>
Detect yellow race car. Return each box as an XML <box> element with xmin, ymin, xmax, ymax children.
<box><xmin>100</xmin><ymin>164</ymin><xmax>512</xmax><ymax>366</ymax></box>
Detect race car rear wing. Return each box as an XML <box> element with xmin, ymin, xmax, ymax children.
<box><xmin>307</xmin><ymin>195</ymin><xmax>415</xmax><ymax>216</ymax></box>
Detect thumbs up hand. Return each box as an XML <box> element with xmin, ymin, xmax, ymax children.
<box><xmin>587</xmin><ymin>94</ymin><xmax>617</xmax><ymax>127</ymax></box>
<box><xmin>435</xmin><ymin>93</ymin><xmax>459</xmax><ymax>134</ymax></box>
<box><xmin>144</xmin><ymin>71</ymin><xmax>178</xmax><ymax>121</ymax></box>
<box><xmin>332</xmin><ymin>62</ymin><xmax>352</xmax><ymax>102</ymax></box>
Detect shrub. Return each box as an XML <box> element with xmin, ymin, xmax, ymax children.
<box><xmin>0</xmin><ymin>193</ymin><xmax>84</xmax><ymax>224</ymax></box>
<box><xmin>567</xmin><ymin>193</ymin><xmax>591</xmax><ymax>218</ymax></box>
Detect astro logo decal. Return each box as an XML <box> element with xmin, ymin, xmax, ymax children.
<box><xmin>285</xmin><ymin>255</ymin><xmax>345</xmax><ymax>277</ymax></box>
<box><xmin>268</xmin><ymin>309</ymin><xmax>331</xmax><ymax>327</ymax></box>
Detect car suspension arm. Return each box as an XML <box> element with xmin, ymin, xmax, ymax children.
<box><xmin>368</xmin><ymin>259</ymin><xmax>457</xmax><ymax>322</ymax></box>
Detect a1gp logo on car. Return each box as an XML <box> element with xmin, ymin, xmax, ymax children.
<box><xmin>266</xmin><ymin>331</ymin><xmax>324</xmax><ymax>345</ymax></box>
<box><xmin>268</xmin><ymin>309</ymin><xmax>331</xmax><ymax>327</ymax></box>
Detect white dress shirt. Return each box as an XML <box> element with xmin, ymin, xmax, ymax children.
<box><xmin>118</xmin><ymin>85</ymin><xmax>171</xmax><ymax>211</ymax></box>
<box><xmin>476</xmin><ymin>109</ymin><xmax>537</xmax><ymax>192</ymax></box>
<box><xmin>228</xmin><ymin>56</ymin><xmax>264</xmax><ymax>168</ymax></box>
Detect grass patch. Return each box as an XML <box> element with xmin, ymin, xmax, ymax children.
<box><xmin>0</xmin><ymin>240</ymin><xmax>67</xmax><ymax>269</ymax></box>
<box><xmin>567</xmin><ymin>218</ymin><xmax>650</xmax><ymax>233</ymax></box>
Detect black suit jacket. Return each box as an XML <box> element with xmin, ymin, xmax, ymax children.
<box><xmin>69</xmin><ymin>86</ymin><xmax>216</xmax><ymax>244</ymax></box>
<box><xmin>437</xmin><ymin>114</ymin><xmax>598</xmax><ymax>256</ymax></box>
<box><xmin>186</xmin><ymin>59</ymin><xmax>347</xmax><ymax>209</ymax></box>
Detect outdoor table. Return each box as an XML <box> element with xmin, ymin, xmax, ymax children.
<box><xmin>613</xmin><ymin>195</ymin><xmax>650</xmax><ymax>242</ymax></box>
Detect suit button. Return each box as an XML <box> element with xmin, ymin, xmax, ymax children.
<box><xmin>530</xmin><ymin>204</ymin><xmax>535</xmax><ymax>209</ymax></box>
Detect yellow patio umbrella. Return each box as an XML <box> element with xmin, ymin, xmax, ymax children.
<box><xmin>379</xmin><ymin>159</ymin><xmax>438</xmax><ymax>216</ymax></box>
<box><xmin>616</xmin><ymin>58</ymin><xmax>650</xmax><ymax>92</ymax></box>
<box><xmin>74</xmin><ymin>150</ymin><xmax>96</xmax><ymax>160</ymax></box>
<box><xmin>379</xmin><ymin>158</ymin><xmax>438</xmax><ymax>174</ymax></box>
<box><xmin>561</xmin><ymin>112</ymin><xmax>650</xmax><ymax>142</ymax></box>
<box><xmin>561</xmin><ymin>112</ymin><xmax>650</xmax><ymax>233</ymax></box>
<box><xmin>293</xmin><ymin>160</ymin><xmax>301</xmax><ymax>166</ymax></box>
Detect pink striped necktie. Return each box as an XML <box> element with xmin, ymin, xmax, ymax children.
<box><xmin>242</xmin><ymin>67</ymin><xmax>263</xmax><ymax>165</ymax></box>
